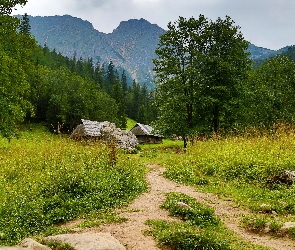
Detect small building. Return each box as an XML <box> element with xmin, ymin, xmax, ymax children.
<box><xmin>130</xmin><ymin>123</ymin><xmax>163</xmax><ymax>144</ymax></box>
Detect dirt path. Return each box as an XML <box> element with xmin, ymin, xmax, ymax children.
<box><xmin>79</xmin><ymin>164</ymin><xmax>295</xmax><ymax>250</ymax></box>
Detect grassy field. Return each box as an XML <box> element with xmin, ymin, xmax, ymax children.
<box><xmin>136</xmin><ymin>126</ymin><xmax>295</xmax><ymax>246</ymax></box>
<box><xmin>139</xmin><ymin>128</ymin><xmax>295</xmax><ymax>216</ymax></box>
<box><xmin>0</xmin><ymin>124</ymin><xmax>147</xmax><ymax>245</ymax></box>
<box><xmin>1</xmin><ymin>123</ymin><xmax>295</xmax><ymax>248</ymax></box>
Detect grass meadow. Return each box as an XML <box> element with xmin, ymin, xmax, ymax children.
<box><xmin>1</xmin><ymin>123</ymin><xmax>295</xmax><ymax>249</ymax></box>
<box><xmin>0</xmin><ymin>124</ymin><xmax>147</xmax><ymax>245</ymax></box>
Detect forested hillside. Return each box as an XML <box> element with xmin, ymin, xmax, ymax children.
<box><xmin>0</xmin><ymin>11</ymin><xmax>156</xmax><ymax>139</ymax></box>
<box><xmin>19</xmin><ymin>15</ymin><xmax>165</xmax><ymax>89</ymax></box>
<box><xmin>16</xmin><ymin>14</ymin><xmax>288</xmax><ymax>88</ymax></box>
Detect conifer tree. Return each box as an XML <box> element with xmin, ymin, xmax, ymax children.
<box><xmin>19</xmin><ymin>13</ymin><xmax>31</xmax><ymax>34</ymax></box>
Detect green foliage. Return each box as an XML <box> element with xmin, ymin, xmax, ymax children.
<box><xmin>0</xmin><ymin>49</ymin><xmax>33</xmax><ymax>138</ymax></box>
<box><xmin>242</xmin><ymin>55</ymin><xmax>295</xmax><ymax>127</ymax></box>
<box><xmin>0</xmin><ymin>125</ymin><xmax>147</xmax><ymax>245</ymax></box>
<box><xmin>161</xmin><ymin>193</ymin><xmax>219</xmax><ymax>227</ymax></box>
<box><xmin>19</xmin><ymin>13</ymin><xmax>31</xmax><ymax>34</ymax></box>
<box><xmin>126</xmin><ymin>118</ymin><xmax>137</xmax><ymax>130</ymax></box>
<box><xmin>33</xmin><ymin>66</ymin><xmax>120</xmax><ymax>131</ymax></box>
<box><xmin>0</xmin><ymin>0</ymin><xmax>28</xmax><ymax>15</ymax></box>
<box><xmin>0</xmin><ymin>8</ymin><xmax>38</xmax><ymax>139</ymax></box>
<box><xmin>146</xmin><ymin>220</ymin><xmax>231</xmax><ymax>250</ymax></box>
<box><xmin>126</xmin><ymin>80</ymin><xmax>156</xmax><ymax>124</ymax></box>
<box><xmin>242</xmin><ymin>216</ymin><xmax>283</xmax><ymax>233</ymax></box>
<box><xmin>33</xmin><ymin>47</ymin><xmax>155</xmax><ymax>129</ymax></box>
<box><xmin>153</xmin><ymin>15</ymin><xmax>251</xmax><ymax>146</ymax></box>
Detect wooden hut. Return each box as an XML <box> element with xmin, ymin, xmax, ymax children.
<box><xmin>130</xmin><ymin>123</ymin><xmax>163</xmax><ymax>144</ymax></box>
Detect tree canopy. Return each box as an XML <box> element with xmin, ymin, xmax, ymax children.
<box><xmin>153</xmin><ymin>15</ymin><xmax>251</xmax><ymax>147</ymax></box>
<box><xmin>0</xmin><ymin>0</ymin><xmax>27</xmax><ymax>15</ymax></box>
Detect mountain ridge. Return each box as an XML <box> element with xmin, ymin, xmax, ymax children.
<box><xmin>20</xmin><ymin>14</ymin><xmax>292</xmax><ymax>87</ymax></box>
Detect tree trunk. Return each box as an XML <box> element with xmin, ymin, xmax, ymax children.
<box><xmin>183</xmin><ymin>136</ymin><xmax>187</xmax><ymax>148</ymax></box>
<box><xmin>187</xmin><ymin>103</ymin><xmax>193</xmax><ymax>128</ymax></box>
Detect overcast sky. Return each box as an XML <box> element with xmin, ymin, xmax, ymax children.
<box><xmin>12</xmin><ymin>0</ymin><xmax>295</xmax><ymax>50</ymax></box>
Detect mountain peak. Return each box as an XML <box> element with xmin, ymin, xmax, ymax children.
<box><xmin>112</xmin><ymin>18</ymin><xmax>163</xmax><ymax>34</ymax></box>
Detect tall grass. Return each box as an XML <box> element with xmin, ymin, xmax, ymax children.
<box><xmin>0</xmin><ymin>124</ymin><xmax>147</xmax><ymax>245</ymax></box>
<box><xmin>138</xmin><ymin>124</ymin><xmax>295</xmax><ymax>216</ymax></box>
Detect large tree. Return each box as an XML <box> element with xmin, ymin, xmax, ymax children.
<box><xmin>201</xmin><ymin>16</ymin><xmax>251</xmax><ymax>132</ymax></box>
<box><xmin>153</xmin><ymin>15</ymin><xmax>251</xmax><ymax>147</ymax></box>
<box><xmin>0</xmin><ymin>1</ymin><xmax>36</xmax><ymax>139</ymax></box>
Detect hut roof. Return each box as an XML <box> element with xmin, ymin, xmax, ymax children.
<box><xmin>70</xmin><ymin>119</ymin><xmax>105</xmax><ymax>138</ymax></box>
<box><xmin>130</xmin><ymin>123</ymin><xmax>163</xmax><ymax>137</ymax></box>
<box><xmin>81</xmin><ymin>119</ymin><xmax>105</xmax><ymax>137</ymax></box>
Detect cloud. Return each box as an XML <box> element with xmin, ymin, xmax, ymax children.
<box><xmin>12</xmin><ymin>0</ymin><xmax>295</xmax><ymax>50</ymax></box>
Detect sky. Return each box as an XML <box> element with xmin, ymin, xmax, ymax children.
<box><xmin>12</xmin><ymin>0</ymin><xmax>295</xmax><ymax>50</ymax></box>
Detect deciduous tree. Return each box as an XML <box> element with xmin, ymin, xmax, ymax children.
<box><xmin>153</xmin><ymin>15</ymin><xmax>251</xmax><ymax>147</ymax></box>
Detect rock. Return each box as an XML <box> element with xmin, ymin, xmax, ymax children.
<box><xmin>264</xmin><ymin>222</ymin><xmax>271</xmax><ymax>233</ymax></box>
<box><xmin>281</xmin><ymin>222</ymin><xmax>295</xmax><ymax>230</ymax></box>
<box><xmin>268</xmin><ymin>170</ymin><xmax>295</xmax><ymax>187</ymax></box>
<box><xmin>70</xmin><ymin>120</ymin><xmax>138</xmax><ymax>150</ymax></box>
<box><xmin>101</xmin><ymin>122</ymin><xmax>138</xmax><ymax>150</ymax></box>
<box><xmin>43</xmin><ymin>232</ymin><xmax>126</xmax><ymax>250</ymax></box>
<box><xmin>279</xmin><ymin>170</ymin><xmax>295</xmax><ymax>184</ymax></box>
<box><xmin>0</xmin><ymin>238</ymin><xmax>51</xmax><ymax>250</ymax></box>
<box><xmin>177</xmin><ymin>202</ymin><xmax>192</xmax><ymax>210</ymax></box>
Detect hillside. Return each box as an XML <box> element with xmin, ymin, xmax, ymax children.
<box><xmin>25</xmin><ymin>15</ymin><xmax>164</xmax><ymax>89</ymax></box>
<box><xmin>23</xmin><ymin>14</ymin><xmax>292</xmax><ymax>87</ymax></box>
<box><xmin>107</xmin><ymin>18</ymin><xmax>165</xmax><ymax>87</ymax></box>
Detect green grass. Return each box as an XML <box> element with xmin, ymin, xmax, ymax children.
<box><xmin>138</xmin><ymin>130</ymin><xmax>295</xmax><ymax>216</ymax></box>
<box><xmin>241</xmin><ymin>215</ymin><xmax>283</xmax><ymax>234</ymax></box>
<box><xmin>2</xmin><ymin>123</ymin><xmax>295</xmax><ymax>247</ymax></box>
<box><xmin>146</xmin><ymin>192</ymin><xmax>270</xmax><ymax>250</ymax></box>
<box><xmin>0</xmin><ymin>124</ymin><xmax>147</xmax><ymax>245</ymax></box>
<box><xmin>161</xmin><ymin>192</ymin><xmax>219</xmax><ymax>227</ymax></box>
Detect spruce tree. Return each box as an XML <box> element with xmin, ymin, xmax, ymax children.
<box><xmin>19</xmin><ymin>13</ymin><xmax>31</xmax><ymax>35</ymax></box>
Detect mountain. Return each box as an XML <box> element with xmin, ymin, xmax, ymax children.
<box><xmin>20</xmin><ymin>15</ymin><xmax>292</xmax><ymax>87</ymax></box>
<box><xmin>24</xmin><ymin>15</ymin><xmax>164</xmax><ymax>89</ymax></box>
<box><xmin>247</xmin><ymin>44</ymin><xmax>291</xmax><ymax>67</ymax></box>
<box><xmin>107</xmin><ymin>18</ymin><xmax>165</xmax><ymax>86</ymax></box>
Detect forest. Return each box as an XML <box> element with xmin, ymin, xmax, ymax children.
<box><xmin>1</xmin><ymin>4</ymin><xmax>295</xmax><ymax>140</ymax></box>
<box><xmin>0</xmin><ymin>11</ymin><xmax>156</xmax><ymax>138</ymax></box>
